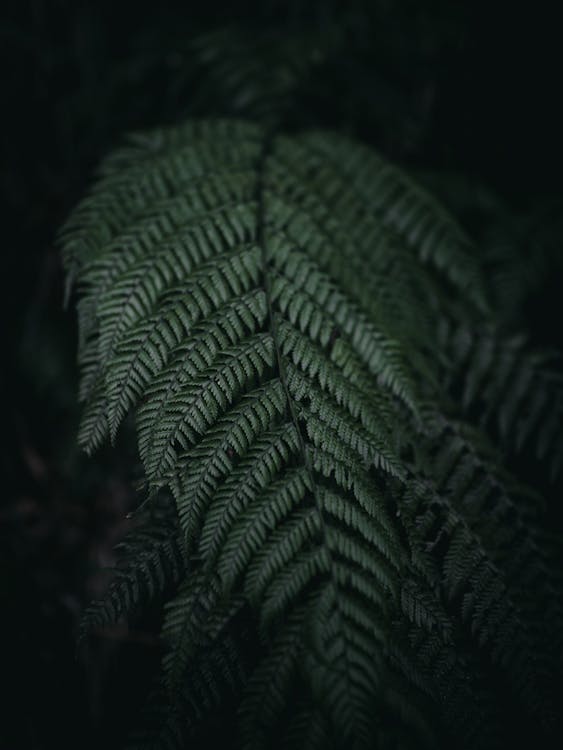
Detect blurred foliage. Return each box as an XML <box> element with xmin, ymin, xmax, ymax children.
<box><xmin>1</xmin><ymin>1</ymin><xmax>561</xmax><ymax>748</ymax></box>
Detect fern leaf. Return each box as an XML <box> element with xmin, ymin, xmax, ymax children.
<box><xmin>80</xmin><ymin>494</ymin><xmax>185</xmax><ymax>638</ymax></box>
<box><xmin>442</xmin><ymin>323</ymin><xmax>563</xmax><ymax>480</ymax></box>
<box><xmin>64</xmin><ymin>119</ymin><xmax>561</xmax><ymax>749</ymax></box>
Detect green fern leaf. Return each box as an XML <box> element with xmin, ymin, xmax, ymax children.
<box><xmin>63</xmin><ymin>119</ymin><xmax>560</xmax><ymax>749</ymax></box>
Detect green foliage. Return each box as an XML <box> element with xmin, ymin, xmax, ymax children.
<box><xmin>440</xmin><ymin>323</ymin><xmax>563</xmax><ymax>479</ymax></box>
<box><xmin>62</xmin><ymin>118</ymin><xmax>562</xmax><ymax>749</ymax></box>
<box><xmin>80</xmin><ymin>492</ymin><xmax>186</xmax><ymax>638</ymax></box>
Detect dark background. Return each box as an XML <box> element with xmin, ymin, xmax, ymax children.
<box><xmin>1</xmin><ymin>2</ymin><xmax>562</xmax><ymax>748</ymax></box>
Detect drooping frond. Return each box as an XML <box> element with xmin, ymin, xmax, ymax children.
<box><xmin>440</xmin><ymin>323</ymin><xmax>563</xmax><ymax>481</ymax></box>
<box><xmin>80</xmin><ymin>493</ymin><xmax>186</xmax><ymax>638</ymax></box>
<box><xmin>127</xmin><ymin>603</ymin><xmax>255</xmax><ymax>750</ymax></box>
<box><xmin>62</xmin><ymin>119</ymin><xmax>561</xmax><ymax>749</ymax></box>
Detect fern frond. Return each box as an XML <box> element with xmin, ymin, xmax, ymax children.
<box><xmin>186</xmin><ymin>24</ymin><xmax>343</xmax><ymax>124</ymax></box>
<box><xmin>441</xmin><ymin>323</ymin><xmax>563</xmax><ymax>480</ymax></box>
<box><xmin>399</xmin><ymin>476</ymin><xmax>556</xmax><ymax>730</ymax></box>
<box><xmin>80</xmin><ymin>494</ymin><xmax>186</xmax><ymax>639</ymax></box>
<box><xmin>64</xmin><ymin>118</ymin><xmax>561</xmax><ymax>748</ymax></box>
<box><xmin>128</xmin><ymin>605</ymin><xmax>254</xmax><ymax>750</ymax></box>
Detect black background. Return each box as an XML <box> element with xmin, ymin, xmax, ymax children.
<box><xmin>1</xmin><ymin>2</ymin><xmax>562</xmax><ymax>748</ymax></box>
